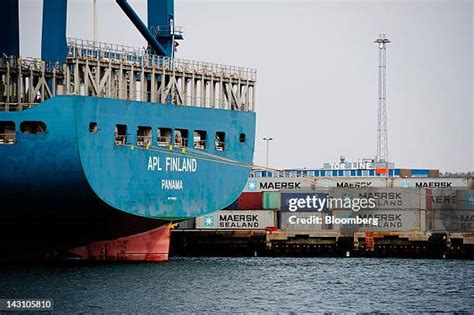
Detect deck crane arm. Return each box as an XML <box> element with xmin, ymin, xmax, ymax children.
<box><xmin>115</xmin><ymin>0</ymin><xmax>167</xmax><ymax>56</ymax></box>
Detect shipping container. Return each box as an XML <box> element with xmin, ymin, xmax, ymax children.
<box><xmin>237</xmin><ymin>192</ymin><xmax>263</xmax><ymax>210</ymax></box>
<box><xmin>315</xmin><ymin>177</ymin><xmax>389</xmax><ymax>188</ymax></box>
<box><xmin>329</xmin><ymin>188</ymin><xmax>426</xmax><ymax>211</ymax></box>
<box><xmin>329</xmin><ymin>209</ymin><xmax>423</xmax><ymax>232</ymax></box>
<box><xmin>426</xmin><ymin>189</ymin><xmax>457</xmax><ymax>210</ymax></box>
<box><xmin>176</xmin><ymin>218</ymin><xmax>195</xmax><ymax>229</ymax></box>
<box><xmin>456</xmin><ymin>190</ymin><xmax>474</xmax><ymax>210</ymax></box>
<box><xmin>411</xmin><ymin>169</ymin><xmax>430</xmax><ymax>177</ymax></box>
<box><xmin>263</xmin><ymin>191</ymin><xmax>279</xmax><ymax>209</ymax></box>
<box><xmin>429</xmin><ymin>169</ymin><xmax>440</xmax><ymax>178</ymax></box>
<box><xmin>425</xmin><ymin>189</ymin><xmax>474</xmax><ymax>210</ymax></box>
<box><xmin>195</xmin><ymin>210</ymin><xmax>276</xmax><ymax>230</ymax></box>
<box><xmin>243</xmin><ymin>177</ymin><xmax>314</xmax><ymax>192</ymax></box>
<box><xmin>279</xmin><ymin>212</ymin><xmax>330</xmax><ymax>231</ymax></box>
<box><xmin>428</xmin><ymin>210</ymin><xmax>474</xmax><ymax>232</ymax></box>
<box><xmin>399</xmin><ymin>169</ymin><xmax>412</xmax><ymax>178</ymax></box>
<box><xmin>376</xmin><ymin>168</ymin><xmax>389</xmax><ymax>175</ymax></box>
<box><xmin>393</xmin><ymin>177</ymin><xmax>470</xmax><ymax>189</ymax></box>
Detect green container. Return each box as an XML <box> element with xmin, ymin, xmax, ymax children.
<box><xmin>263</xmin><ymin>191</ymin><xmax>279</xmax><ymax>210</ymax></box>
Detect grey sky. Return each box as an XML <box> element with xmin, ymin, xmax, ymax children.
<box><xmin>19</xmin><ymin>0</ymin><xmax>473</xmax><ymax>172</ymax></box>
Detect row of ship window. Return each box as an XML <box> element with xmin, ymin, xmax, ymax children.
<box><xmin>90</xmin><ymin>122</ymin><xmax>246</xmax><ymax>151</ymax></box>
<box><xmin>0</xmin><ymin>121</ymin><xmax>46</xmax><ymax>144</ymax></box>
<box><xmin>0</xmin><ymin>121</ymin><xmax>246</xmax><ymax>152</ymax></box>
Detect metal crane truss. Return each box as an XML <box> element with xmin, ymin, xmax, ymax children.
<box><xmin>0</xmin><ymin>38</ymin><xmax>256</xmax><ymax>113</ymax></box>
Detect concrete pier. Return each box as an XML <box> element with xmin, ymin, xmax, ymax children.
<box><xmin>171</xmin><ymin>230</ymin><xmax>474</xmax><ymax>258</ymax></box>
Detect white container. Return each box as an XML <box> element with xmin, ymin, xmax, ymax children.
<box><xmin>315</xmin><ymin>177</ymin><xmax>389</xmax><ymax>188</ymax></box>
<box><xmin>427</xmin><ymin>189</ymin><xmax>474</xmax><ymax>210</ymax></box>
<box><xmin>330</xmin><ymin>209</ymin><xmax>422</xmax><ymax>232</ymax></box>
<box><xmin>393</xmin><ymin>178</ymin><xmax>470</xmax><ymax>189</ymax></box>
<box><xmin>195</xmin><ymin>210</ymin><xmax>276</xmax><ymax>230</ymax></box>
<box><xmin>243</xmin><ymin>177</ymin><xmax>314</xmax><ymax>192</ymax></box>
<box><xmin>456</xmin><ymin>190</ymin><xmax>474</xmax><ymax>210</ymax></box>
<box><xmin>427</xmin><ymin>190</ymin><xmax>457</xmax><ymax>210</ymax></box>
<box><xmin>329</xmin><ymin>188</ymin><xmax>426</xmax><ymax>210</ymax></box>
<box><xmin>429</xmin><ymin>210</ymin><xmax>474</xmax><ymax>232</ymax></box>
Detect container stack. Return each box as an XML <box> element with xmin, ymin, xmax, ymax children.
<box><xmin>173</xmin><ymin>177</ymin><xmax>474</xmax><ymax>258</ymax></box>
<box><xmin>177</xmin><ymin>178</ymin><xmax>313</xmax><ymax>231</ymax></box>
<box><xmin>194</xmin><ymin>191</ymin><xmax>277</xmax><ymax>230</ymax></box>
<box><xmin>176</xmin><ymin>177</ymin><xmax>474</xmax><ymax>234</ymax></box>
<box><xmin>327</xmin><ymin>188</ymin><xmax>426</xmax><ymax>233</ymax></box>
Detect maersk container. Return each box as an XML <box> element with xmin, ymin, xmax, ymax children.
<box><xmin>263</xmin><ymin>191</ymin><xmax>279</xmax><ymax>209</ymax></box>
<box><xmin>243</xmin><ymin>177</ymin><xmax>314</xmax><ymax>193</ymax></box>
<box><xmin>329</xmin><ymin>188</ymin><xmax>426</xmax><ymax>211</ymax></box>
<box><xmin>393</xmin><ymin>177</ymin><xmax>470</xmax><ymax>189</ymax></box>
<box><xmin>279</xmin><ymin>212</ymin><xmax>329</xmax><ymax>231</ymax></box>
<box><xmin>330</xmin><ymin>209</ymin><xmax>423</xmax><ymax>232</ymax></box>
<box><xmin>426</xmin><ymin>189</ymin><xmax>457</xmax><ymax>210</ymax></box>
<box><xmin>456</xmin><ymin>190</ymin><xmax>474</xmax><ymax>210</ymax></box>
<box><xmin>237</xmin><ymin>192</ymin><xmax>263</xmax><ymax>210</ymax></box>
<box><xmin>315</xmin><ymin>177</ymin><xmax>389</xmax><ymax>188</ymax></box>
<box><xmin>195</xmin><ymin>210</ymin><xmax>276</xmax><ymax>230</ymax></box>
<box><xmin>429</xmin><ymin>210</ymin><xmax>474</xmax><ymax>232</ymax></box>
<box><xmin>426</xmin><ymin>189</ymin><xmax>474</xmax><ymax>210</ymax></box>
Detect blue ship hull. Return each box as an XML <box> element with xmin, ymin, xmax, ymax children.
<box><xmin>0</xmin><ymin>96</ymin><xmax>255</xmax><ymax>256</ymax></box>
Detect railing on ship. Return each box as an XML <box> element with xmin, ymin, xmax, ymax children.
<box><xmin>0</xmin><ymin>56</ymin><xmax>63</xmax><ymax>112</ymax></box>
<box><xmin>67</xmin><ymin>38</ymin><xmax>257</xmax><ymax>82</ymax></box>
<box><xmin>0</xmin><ymin>56</ymin><xmax>61</xmax><ymax>73</ymax></box>
<box><xmin>150</xmin><ymin>25</ymin><xmax>184</xmax><ymax>38</ymax></box>
<box><xmin>0</xmin><ymin>38</ymin><xmax>257</xmax><ymax>112</ymax></box>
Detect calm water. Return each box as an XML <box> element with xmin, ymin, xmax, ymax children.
<box><xmin>1</xmin><ymin>257</ymin><xmax>473</xmax><ymax>313</ymax></box>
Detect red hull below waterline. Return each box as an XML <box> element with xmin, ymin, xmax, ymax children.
<box><xmin>69</xmin><ymin>224</ymin><xmax>171</xmax><ymax>262</ymax></box>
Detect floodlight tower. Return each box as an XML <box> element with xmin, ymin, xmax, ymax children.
<box><xmin>375</xmin><ymin>34</ymin><xmax>390</xmax><ymax>163</ymax></box>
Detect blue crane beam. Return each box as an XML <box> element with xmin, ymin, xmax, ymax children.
<box><xmin>0</xmin><ymin>0</ymin><xmax>20</xmax><ymax>57</ymax></box>
<box><xmin>148</xmin><ymin>0</ymin><xmax>179</xmax><ymax>58</ymax></box>
<box><xmin>115</xmin><ymin>0</ymin><xmax>167</xmax><ymax>56</ymax></box>
<box><xmin>41</xmin><ymin>0</ymin><xmax>68</xmax><ymax>63</ymax></box>
<box><xmin>25</xmin><ymin>0</ymin><xmax>174</xmax><ymax>62</ymax></box>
